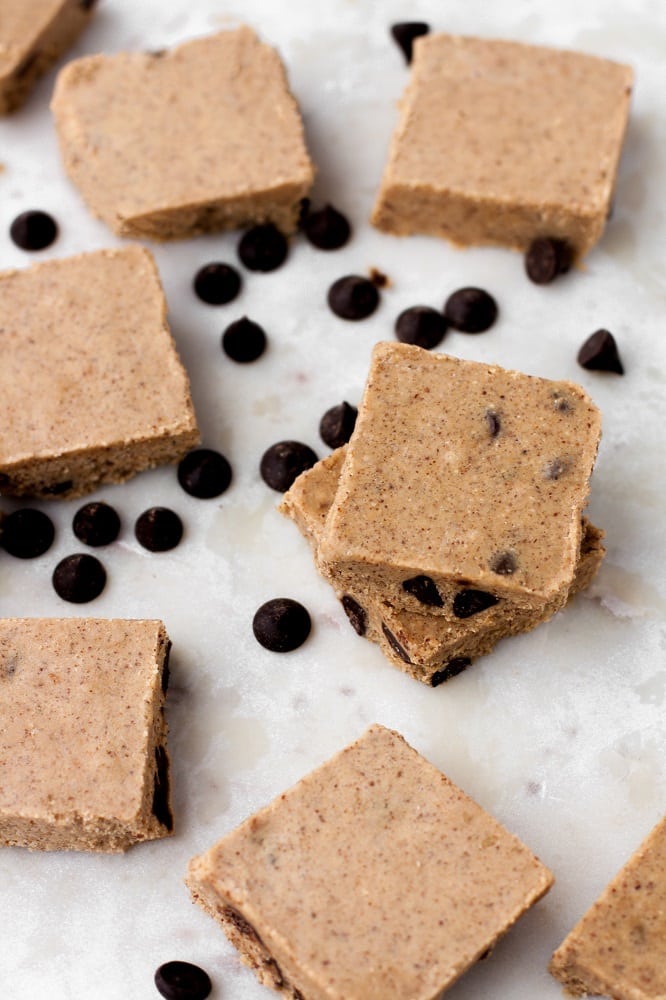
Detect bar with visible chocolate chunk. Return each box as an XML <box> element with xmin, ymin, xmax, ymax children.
<box><xmin>187</xmin><ymin>724</ymin><xmax>553</xmax><ymax>999</ymax></box>
<box><xmin>0</xmin><ymin>245</ymin><xmax>199</xmax><ymax>499</ymax></box>
<box><xmin>0</xmin><ymin>618</ymin><xmax>173</xmax><ymax>852</ymax></box>
<box><xmin>549</xmin><ymin>814</ymin><xmax>666</xmax><ymax>1000</ymax></box>
<box><xmin>51</xmin><ymin>26</ymin><xmax>315</xmax><ymax>240</ymax></box>
<box><xmin>372</xmin><ymin>34</ymin><xmax>633</xmax><ymax>258</ymax></box>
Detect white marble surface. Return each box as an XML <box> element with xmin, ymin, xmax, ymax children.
<box><xmin>1</xmin><ymin>0</ymin><xmax>665</xmax><ymax>997</ymax></box>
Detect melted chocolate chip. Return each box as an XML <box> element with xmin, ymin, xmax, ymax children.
<box><xmin>381</xmin><ymin>623</ymin><xmax>411</xmax><ymax>663</ymax></box>
<box><xmin>319</xmin><ymin>402</ymin><xmax>358</xmax><ymax>448</ymax></box>
<box><xmin>402</xmin><ymin>575</ymin><xmax>443</xmax><ymax>607</ymax></box>
<box><xmin>9</xmin><ymin>210</ymin><xmax>58</xmax><ymax>251</ymax></box>
<box><xmin>302</xmin><ymin>204</ymin><xmax>351</xmax><ymax>250</ymax></box>
<box><xmin>193</xmin><ymin>262</ymin><xmax>241</xmax><ymax>304</ymax></box>
<box><xmin>260</xmin><ymin>441</ymin><xmax>318</xmax><ymax>492</ymax></box>
<box><xmin>543</xmin><ymin>457</ymin><xmax>570</xmax><ymax>480</ymax></box>
<box><xmin>525</xmin><ymin>237</ymin><xmax>572</xmax><ymax>284</ymax></box>
<box><xmin>327</xmin><ymin>275</ymin><xmax>379</xmax><ymax>320</ymax></box>
<box><xmin>390</xmin><ymin>21</ymin><xmax>430</xmax><ymax>63</ymax></box>
<box><xmin>341</xmin><ymin>595</ymin><xmax>367</xmax><ymax>636</ymax></box>
<box><xmin>1</xmin><ymin>508</ymin><xmax>54</xmax><ymax>559</ymax></box>
<box><xmin>444</xmin><ymin>287</ymin><xmax>498</xmax><ymax>333</ymax></box>
<box><xmin>152</xmin><ymin>745</ymin><xmax>173</xmax><ymax>832</ymax></box>
<box><xmin>485</xmin><ymin>410</ymin><xmax>501</xmax><ymax>437</ymax></box>
<box><xmin>431</xmin><ymin>657</ymin><xmax>472</xmax><ymax>686</ymax></box>
<box><xmin>178</xmin><ymin>449</ymin><xmax>232</xmax><ymax>498</ymax></box>
<box><xmin>395</xmin><ymin>305</ymin><xmax>448</xmax><ymax>349</ymax></box>
<box><xmin>238</xmin><ymin>224</ymin><xmax>288</xmax><ymax>272</ymax></box>
<box><xmin>252</xmin><ymin>598</ymin><xmax>311</xmax><ymax>652</ymax></box>
<box><xmin>52</xmin><ymin>553</ymin><xmax>106</xmax><ymax>603</ymax></box>
<box><xmin>135</xmin><ymin>508</ymin><xmax>183</xmax><ymax>552</ymax></box>
<box><xmin>154</xmin><ymin>960</ymin><xmax>212</xmax><ymax>1000</ymax></box>
<box><xmin>577</xmin><ymin>329</ymin><xmax>624</xmax><ymax>374</ymax></box>
<box><xmin>453</xmin><ymin>589</ymin><xmax>499</xmax><ymax>619</ymax></box>
<box><xmin>222</xmin><ymin>316</ymin><xmax>267</xmax><ymax>362</ymax></box>
<box><xmin>490</xmin><ymin>551</ymin><xmax>518</xmax><ymax>576</ymax></box>
<box><xmin>72</xmin><ymin>501</ymin><xmax>121</xmax><ymax>547</ymax></box>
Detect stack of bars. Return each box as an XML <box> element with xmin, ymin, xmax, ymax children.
<box><xmin>281</xmin><ymin>342</ymin><xmax>605</xmax><ymax>685</ymax></box>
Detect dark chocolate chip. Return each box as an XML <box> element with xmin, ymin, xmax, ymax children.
<box><xmin>252</xmin><ymin>598</ymin><xmax>311</xmax><ymax>652</ymax></box>
<box><xmin>402</xmin><ymin>575</ymin><xmax>443</xmax><ymax>607</ymax></box>
<box><xmin>135</xmin><ymin>508</ymin><xmax>183</xmax><ymax>552</ymax></box>
<box><xmin>193</xmin><ymin>262</ymin><xmax>241</xmax><ymax>304</ymax></box>
<box><xmin>178</xmin><ymin>449</ymin><xmax>232</xmax><ymax>498</ymax></box>
<box><xmin>302</xmin><ymin>204</ymin><xmax>351</xmax><ymax>250</ymax></box>
<box><xmin>41</xmin><ymin>480</ymin><xmax>73</xmax><ymax>496</ymax></box>
<box><xmin>319</xmin><ymin>402</ymin><xmax>358</xmax><ymax>448</ymax></box>
<box><xmin>369</xmin><ymin>268</ymin><xmax>389</xmax><ymax>288</ymax></box>
<box><xmin>394</xmin><ymin>306</ymin><xmax>448</xmax><ymax>350</ymax></box>
<box><xmin>72</xmin><ymin>502</ymin><xmax>121</xmax><ymax>547</ymax></box>
<box><xmin>152</xmin><ymin>745</ymin><xmax>173</xmax><ymax>832</ymax></box>
<box><xmin>444</xmin><ymin>287</ymin><xmax>498</xmax><ymax>333</ymax></box>
<box><xmin>381</xmin><ymin>623</ymin><xmax>411</xmax><ymax>664</ymax></box>
<box><xmin>9</xmin><ymin>210</ymin><xmax>58</xmax><ymax>251</ymax></box>
<box><xmin>390</xmin><ymin>22</ymin><xmax>430</xmax><ymax>63</ymax></box>
<box><xmin>485</xmin><ymin>410</ymin><xmax>501</xmax><ymax>437</ymax></box>
<box><xmin>524</xmin><ymin>237</ymin><xmax>572</xmax><ymax>284</ymax></box>
<box><xmin>260</xmin><ymin>441</ymin><xmax>318</xmax><ymax>492</ymax></box>
<box><xmin>453</xmin><ymin>589</ymin><xmax>499</xmax><ymax>619</ymax></box>
<box><xmin>221</xmin><ymin>316</ymin><xmax>267</xmax><ymax>363</ymax></box>
<box><xmin>154</xmin><ymin>960</ymin><xmax>212</xmax><ymax>1000</ymax></box>
<box><xmin>298</xmin><ymin>197</ymin><xmax>311</xmax><ymax>226</ymax></box>
<box><xmin>490</xmin><ymin>551</ymin><xmax>518</xmax><ymax>576</ymax></box>
<box><xmin>341</xmin><ymin>595</ymin><xmax>367</xmax><ymax>636</ymax></box>
<box><xmin>431</xmin><ymin>658</ymin><xmax>472</xmax><ymax>687</ymax></box>
<box><xmin>238</xmin><ymin>224</ymin><xmax>288</xmax><ymax>272</ymax></box>
<box><xmin>543</xmin><ymin>458</ymin><xmax>570</xmax><ymax>481</ymax></box>
<box><xmin>52</xmin><ymin>553</ymin><xmax>106</xmax><ymax>603</ymax></box>
<box><xmin>327</xmin><ymin>275</ymin><xmax>379</xmax><ymax>321</ymax></box>
<box><xmin>1</xmin><ymin>508</ymin><xmax>55</xmax><ymax>559</ymax></box>
<box><xmin>577</xmin><ymin>329</ymin><xmax>624</xmax><ymax>374</ymax></box>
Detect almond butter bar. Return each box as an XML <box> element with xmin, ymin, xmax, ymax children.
<box><xmin>0</xmin><ymin>245</ymin><xmax>199</xmax><ymax>499</ymax></box>
<box><xmin>372</xmin><ymin>34</ymin><xmax>633</xmax><ymax>258</ymax></box>
<box><xmin>187</xmin><ymin>724</ymin><xmax>553</xmax><ymax>999</ymax></box>
<box><xmin>549</xmin><ymin>814</ymin><xmax>666</xmax><ymax>1000</ymax></box>
<box><xmin>51</xmin><ymin>26</ymin><xmax>315</xmax><ymax>240</ymax></box>
<box><xmin>0</xmin><ymin>618</ymin><xmax>173</xmax><ymax>852</ymax></box>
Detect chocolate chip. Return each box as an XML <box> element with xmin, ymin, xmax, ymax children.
<box><xmin>135</xmin><ymin>508</ymin><xmax>183</xmax><ymax>552</ymax></box>
<box><xmin>543</xmin><ymin>457</ymin><xmax>570</xmax><ymax>480</ymax></box>
<box><xmin>341</xmin><ymin>595</ymin><xmax>366</xmax><ymax>636</ymax></box>
<box><xmin>1</xmin><ymin>508</ymin><xmax>55</xmax><ymax>559</ymax></box>
<box><xmin>485</xmin><ymin>410</ymin><xmax>501</xmax><ymax>437</ymax></box>
<box><xmin>221</xmin><ymin>316</ymin><xmax>267</xmax><ymax>363</ymax></box>
<box><xmin>154</xmin><ymin>960</ymin><xmax>212</xmax><ymax>1000</ymax></box>
<box><xmin>193</xmin><ymin>262</ymin><xmax>241</xmax><ymax>304</ymax></box>
<box><xmin>9</xmin><ymin>210</ymin><xmax>58</xmax><ymax>251</ymax></box>
<box><xmin>178</xmin><ymin>449</ymin><xmax>232</xmax><ymax>498</ymax></box>
<box><xmin>524</xmin><ymin>237</ymin><xmax>572</xmax><ymax>284</ymax></box>
<box><xmin>369</xmin><ymin>268</ymin><xmax>389</xmax><ymax>288</ymax></box>
<box><xmin>327</xmin><ymin>275</ymin><xmax>379</xmax><ymax>321</ymax></box>
<box><xmin>52</xmin><ymin>553</ymin><xmax>106</xmax><ymax>603</ymax></box>
<box><xmin>319</xmin><ymin>402</ymin><xmax>358</xmax><ymax>448</ymax></box>
<box><xmin>238</xmin><ymin>224</ymin><xmax>288</xmax><ymax>272</ymax></box>
<box><xmin>381</xmin><ymin>623</ymin><xmax>411</xmax><ymax>664</ymax></box>
<box><xmin>444</xmin><ymin>287</ymin><xmax>498</xmax><ymax>333</ymax></box>
<box><xmin>72</xmin><ymin>502</ymin><xmax>121</xmax><ymax>547</ymax></box>
<box><xmin>395</xmin><ymin>306</ymin><xmax>448</xmax><ymax>349</ymax></box>
<box><xmin>152</xmin><ymin>745</ymin><xmax>173</xmax><ymax>832</ymax></box>
<box><xmin>402</xmin><ymin>575</ymin><xmax>443</xmax><ymax>607</ymax></box>
<box><xmin>490</xmin><ymin>551</ymin><xmax>518</xmax><ymax>576</ymax></box>
<box><xmin>453</xmin><ymin>590</ymin><xmax>499</xmax><ymax>619</ymax></box>
<box><xmin>252</xmin><ymin>598</ymin><xmax>311</xmax><ymax>652</ymax></box>
<box><xmin>552</xmin><ymin>392</ymin><xmax>573</xmax><ymax>413</ymax></box>
<box><xmin>431</xmin><ymin>657</ymin><xmax>472</xmax><ymax>686</ymax></box>
<box><xmin>577</xmin><ymin>329</ymin><xmax>624</xmax><ymax>374</ymax></box>
<box><xmin>302</xmin><ymin>204</ymin><xmax>351</xmax><ymax>250</ymax></box>
<box><xmin>79</xmin><ymin>0</ymin><xmax>99</xmax><ymax>9</ymax></box>
<box><xmin>390</xmin><ymin>22</ymin><xmax>430</xmax><ymax>63</ymax></box>
<box><xmin>260</xmin><ymin>441</ymin><xmax>318</xmax><ymax>492</ymax></box>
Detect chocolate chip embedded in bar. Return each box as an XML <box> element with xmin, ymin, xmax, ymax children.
<box><xmin>372</xmin><ymin>34</ymin><xmax>633</xmax><ymax>258</ymax></box>
<box><xmin>549</xmin><ymin>815</ymin><xmax>666</xmax><ymax>999</ymax></box>
<box><xmin>0</xmin><ymin>246</ymin><xmax>199</xmax><ymax>499</ymax></box>
<box><xmin>51</xmin><ymin>26</ymin><xmax>315</xmax><ymax>240</ymax></box>
<box><xmin>0</xmin><ymin>618</ymin><xmax>173</xmax><ymax>852</ymax></box>
<box><xmin>186</xmin><ymin>724</ymin><xmax>553</xmax><ymax>999</ymax></box>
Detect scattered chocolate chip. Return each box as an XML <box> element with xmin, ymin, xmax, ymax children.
<box><xmin>395</xmin><ymin>305</ymin><xmax>448</xmax><ymax>349</ymax></box>
<box><xmin>193</xmin><ymin>262</ymin><xmax>241</xmax><ymax>304</ymax></box>
<box><xmin>72</xmin><ymin>502</ymin><xmax>121</xmax><ymax>547</ymax></box>
<box><xmin>390</xmin><ymin>21</ymin><xmax>430</xmax><ymax>63</ymax></box>
<box><xmin>577</xmin><ymin>329</ymin><xmax>624</xmax><ymax>374</ymax></box>
<box><xmin>152</xmin><ymin>745</ymin><xmax>173</xmax><ymax>832</ymax></box>
<box><xmin>453</xmin><ymin>590</ymin><xmax>499</xmax><ymax>619</ymax></box>
<box><xmin>260</xmin><ymin>441</ymin><xmax>318</xmax><ymax>492</ymax></box>
<box><xmin>543</xmin><ymin>457</ymin><xmax>570</xmax><ymax>480</ymax></box>
<box><xmin>154</xmin><ymin>960</ymin><xmax>212</xmax><ymax>1000</ymax></box>
<box><xmin>341</xmin><ymin>595</ymin><xmax>366</xmax><ymax>636</ymax></box>
<box><xmin>221</xmin><ymin>316</ymin><xmax>267</xmax><ymax>363</ymax></box>
<box><xmin>431</xmin><ymin>658</ymin><xmax>472</xmax><ymax>686</ymax></box>
<box><xmin>319</xmin><ymin>402</ymin><xmax>358</xmax><ymax>448</ymax></box>
<box><xmin>52</xmin><ymin>553</ymin><xmax>106</xmax><ymax>603</ymax></box>
<box><xmin>485</xmin><ymin>410</ymin><xmax>501</xmax><ymax>437</ymax></box>
<box><xmin>238</xmin><ymin>224</ymin><xmax>288</xmax><ymax>272</ymax></box>
<box><xmin>369</xmin><ymin>268</ymin><xmax>389</xmax><ymax>288</ymax></box>
<box><xmin>1</xmin><ymin>508</ymin><xmax>55</xmax><ymax>559</ymax></box>
<box><xmin>444</xmin><ymin>287</ymin><xmax>498</xmax><ymax>333</ymax></box>
<box><xmin>402</xmin><ymin>575</ymin><xmax>443</xmax><ymax>607</ymax></box>
<box><xmin>524</xmin><ymin>237</ymin><xmax>572</xmax><ymax>284</ymax></box>
<box><xmin>490</xmin><ymin>551</ymin><xmax>518</xmax><ymax>576</ymax></box>
<box><xmin>327</xmin><ymin>275</ymin><xmax>379</xmax><ymax>321</ymax></box>
<box><xmin>9</xmin><ymin>210</ymin><xmax>58</xmax><ymax>251</ymax></box>
<box><xmin>381</xmin><ymin>622</ymin><xmax>411</xmax><ymax>663</ymax></box>
<box><xmin>135</xmin><ymin>508</ymin><xmax>183</xmax><ymax>552</ymax></box>
<box><xmin>178</xmin><ymin>449</ymin><xmax>232</xmax><ymax>498</ymax></box>
<box><xmin>302</xmin><ymin>204</ymin><xmax>351</xmax><ymax>250</ymax></box>
<box><xmin>252</xmin><ymin>598</ymin><xmax>311</xmax><ymax>652</ymax></box>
